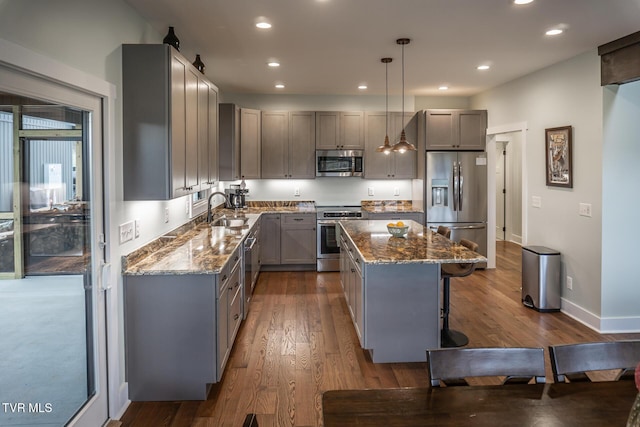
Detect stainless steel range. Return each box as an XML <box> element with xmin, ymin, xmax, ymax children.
<box><xmin>316</xmin><ymin>206</ymin><xmax>365</xmax><ymax>272</ymax></box>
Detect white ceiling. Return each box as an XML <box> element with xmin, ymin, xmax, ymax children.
<box><xmin>123</xmin><ymin>0</ymin><xmax>640</xmax><ymax>97</ymax></box>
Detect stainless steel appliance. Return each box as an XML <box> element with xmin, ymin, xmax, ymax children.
<box><xmin>316</xmin><ymin>206</ymin><xmax>364</xmax><ymax>271</ymax></box>
<box><xmin>425</xmin><ymin>151</ymin><xmax>488</xmax><ymax>266</ymax></box>
<box><xmin>225</xmin><ymin>184</ymin><xmax>248</xmax><ymax>209</ymax></box>
<box><xmin>316</xmin><ymin>150</ymin><xmax>364</xmax><ymax>177</ymax></box>
<box><xmin>243</xmin><ymin>223</ymin><xmax>260</xmax><ymax>318</ymax></box>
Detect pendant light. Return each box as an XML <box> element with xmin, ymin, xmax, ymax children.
<box><xmin>376</xmin><ymin>57</ymin><xmax>393</xmax><ymax>155</ymax></box>
<box><xmin>392</xmin><ymin>38</ymin><xmax>417</xmax><ymax>153</ymax></box>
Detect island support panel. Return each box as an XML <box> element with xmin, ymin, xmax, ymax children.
<box><xmin>364</xmin><ymin>263</ymin><xmax>440</xmax><ymax>363</ymax></box>
<box><xmin>124</xmin><ymin>274</ymin><xmax>216</xmax><ymax>401</ymax></box>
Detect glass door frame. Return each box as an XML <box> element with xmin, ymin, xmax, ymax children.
<box><xmin>0</xmin><ymin>55</ymin><xmax>110</xmax><ymax>426</ymax></box>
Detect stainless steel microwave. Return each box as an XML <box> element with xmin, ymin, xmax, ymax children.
<box><xmin>316</xmin><ymin>150</ymin><xmax>364</xmax><ymax>177</ymax></box>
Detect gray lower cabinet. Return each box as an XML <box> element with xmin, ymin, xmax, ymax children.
<box><xmin>366</xmin><ymin>212</ymin><xmax>424</xmax><ymax>224</ymax></box>
<box><xmin>340</xmin><ymin>234</ymin><xmax>364</xmax><ymax>344</ymax></box>
<box><xmin>122</xmin><ymin>44</ymin><xmax>218</xmax><ymax>200</ymax></box>
<box><xmin>260</xmin><ymin>213</ymin><xmax>281</xmax><ymax>265</ymax></box>
<box><xmin>280</xmin><ymin>214</ymin><xmax>316</xmax><ymax>264</ymax></box>
<box><xmin>261</xmin><ymin>213</ymin><xmax>316</xmax><ymax>266</ymax></box>
<box><xmin>124</xmin><ymin>247</ymin><xmax>242</xmax><ymax>401</ymax></box>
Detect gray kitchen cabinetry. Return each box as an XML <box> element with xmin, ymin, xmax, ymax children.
<box><xmin>219</xmin><ymin>104</ymin><xmax>261</xmax><ymax>181</ymax></box>
<box><xmin>260</xmin><ymin>213</ymin><xmax>316</xmax><ymax>267</ymax></box>
<box><xmin>261</xmin><ymin>111</ymin><xmax>315</xmax><ymax>179</ymax></box>
<box><xmin>123</xmin><ymin>246</ymin><xmax>242</xmax><ymax>401</ymax></box>
<box><xmin>364</xmin><ymin>111</ymin><xmax>417</xmax><ymax>179</ymax></box>
<box><xmin>260</xmin><ymin>214</ymin><xmax>281</xmax><ymax>265</ymax></box>
<box><xmin>366</xmin><ymin>212</ymin><xmax>424</xmax><ymax>224</ymax></box>
<box><xmin>122</xmin><ymin>44</ymin><xmax>218</xmax><ymax>200</ymax></box>
<box><xmin>280</xmin><ymin>214</ymin><xmax>316</xmax><ymax>264</ymax></box>
<box><xmin>339</xmin><ymin>233</ymin><xmax>364</xmax><ymax>344</ymax></box>
<box><xmin>424</xmin><ymin>109</ymin><xmax>487</xmax><ymax>150</ymax></box>
<box><xmin>315</xmin><ymin>111</ymin><xmax>364</xmax><ymax>150</ymax></box>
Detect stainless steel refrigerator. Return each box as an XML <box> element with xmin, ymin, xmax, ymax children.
<box><xmin>425</xmin><ymin>151</ymin><xmax>488</xmax><ymax>265</ymax></box>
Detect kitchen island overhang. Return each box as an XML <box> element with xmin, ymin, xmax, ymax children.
<box><xmin>338</xmin><ymin>219</ymin><xmax>486</xmax><ymax>363</ymax></box>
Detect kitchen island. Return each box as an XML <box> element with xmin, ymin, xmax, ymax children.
<box><xmin>338</xmin><ymin>219</ymin><xmax>485</xmax><ymax>363</ymax></box>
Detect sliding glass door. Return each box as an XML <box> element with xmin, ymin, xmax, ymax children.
<box><xmin>0</xmin><ymin>66</ymin><xmax>107</xmax><ymax>427</ymax></box>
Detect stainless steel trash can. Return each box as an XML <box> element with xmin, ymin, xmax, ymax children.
<box><xmin>522</xmin><ymin>246</ymin><xmax>561</xmax><ymax>312</ymax></box>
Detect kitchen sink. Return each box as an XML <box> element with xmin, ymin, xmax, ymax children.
<box><xmin>211</xmin><ymin>215</ymin><xmax>249</xmax><ymax>228</ymax></box>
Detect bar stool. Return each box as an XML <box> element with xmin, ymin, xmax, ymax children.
<box><xmin>440</xmin><ymin>238</ymin><xmax>479</xmax><ymax>348</ymax></box>
<box><xmin>436</xmin><ymin>225</ymin><xmax>451</xmax><ymax>238</ymax></box>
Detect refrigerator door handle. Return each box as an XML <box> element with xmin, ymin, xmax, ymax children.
<box><xmin>452</xmin><ymin>161</ymin><xmax>458</xmax><ymax>211</ymax></box>
<box><xmin>459</xmin><ymin>161</ymin><xmax>464</xmax><ymax>211</ymax></box>
<box><xmin>447</xmin><ymin>224</ymin><xmax>486</xmax><ymax>230</ymax></box>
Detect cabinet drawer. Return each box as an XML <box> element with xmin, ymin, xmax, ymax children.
<box><xmin>281</xmin><ymin>214</ymin><xmax>315</xmax><ymax>227</ymax></box>
<box><xmin>218</xmin><ymin>246</ymin><xmax>241</xmax><ymax>297</ymax></box>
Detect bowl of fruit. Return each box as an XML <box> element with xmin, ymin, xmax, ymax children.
<box><xmin>387</xmin><ymin>221</ymin><xmax>409</xmax><ymax>238</ymax></box>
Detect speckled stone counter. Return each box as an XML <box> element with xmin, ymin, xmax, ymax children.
<box><xmin>122</xmin><ymin>201</ymin><xmax>316</xmax><ymax>275</ymax></box>
<box><xmin>339</xmin><ymin>219</ymin><xmax>485</xmax><ymax>265</ymax></box>
<box><xmin>361</xmin><ymin>200</ymin><xmax>424</xmax><ymax>214</ymax></box>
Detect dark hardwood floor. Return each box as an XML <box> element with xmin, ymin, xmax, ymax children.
<box><xmin>118</xmin><ymin>241</ymin><xmax>640</xmax><ymax>427</ymax></box>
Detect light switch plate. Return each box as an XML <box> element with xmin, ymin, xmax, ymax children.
<box><xmin>531</xmin><ymin>196</ymin><xmax>542</xmax><ymax>208</ymax></box>
<box><xmin>368</xmin><ymin>187</ymin><xmax>374</xmax><ymax>196</ymax></box>
<box><xmin>579</xmin><ymin>203</ymin><xmax>592</xmax><ymax>217</ymax></box>
<box><xmin>134</xmin><ymin>219</ymin><xmax>140</xmax><ymax>238</ymax></box>
<box><xmin>119</xmin><ymin>221</ymin><xmax>134</xmax><ymax>244</ymax></box>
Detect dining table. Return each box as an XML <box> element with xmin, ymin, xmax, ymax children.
<box><xmin>322</xmin><ymin>381</ymin><xmax>638</xmax><ymax>426</ymax></box>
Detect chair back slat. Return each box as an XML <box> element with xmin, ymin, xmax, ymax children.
<box><xmin>549</xmin><ymin>340</ymin><xmax>640</xmax><ymax>383</ymax></box>
<box><xmin>427</xmin><ymin>347</ymin><xmax>546</xmax><ymax>387</ymax></box>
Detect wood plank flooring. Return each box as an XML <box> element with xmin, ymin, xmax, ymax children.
<box><xmin>118</xmin><ymin>241</ymin><xmax>640</xmax><ymax>427</ymax></box>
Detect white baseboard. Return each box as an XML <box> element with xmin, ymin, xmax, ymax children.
<box><xmin>561</xmin><ymin>297</ymin><xmax>640</xmax><ymax>333</ymax></box>
<box><xmin>111</xmin><ymin>383</ymin><xmax>130</xmax><ymax>421</ymax></box>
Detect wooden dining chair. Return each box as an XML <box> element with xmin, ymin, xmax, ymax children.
<box><xmin>549</xmin><ymin>340</ymin><xmax>640</xmax><ymax>383</ymax></box>
<box><xmin>427</xmin><ymin>347</ymin><xmax>547</xmax><ymax>387</ymax></box>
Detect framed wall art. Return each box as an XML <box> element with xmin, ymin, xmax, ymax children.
<box><xmin>545</xmin><ymin>125</ymin><xmax>572</xmax><ymax>188</ymax></box>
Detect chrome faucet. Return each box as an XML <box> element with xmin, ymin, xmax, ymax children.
<box><xmin>207</xmin><ymin>191</ymin><xmax>230</xmax><ymax>223</ymax></box>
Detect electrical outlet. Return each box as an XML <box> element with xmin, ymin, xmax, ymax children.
<box><xmin>579</xmin><ymin>203</ymin><xmax>592</xmax><ymax>217</ymax></box>
<box><xmin>368</xmin><ymin>187</ymin><xmax>374</xmax><ymax>196</ymax></box>
<box><xmin>532</xmin><ymin>196</ymin><xmax>542</xmax><ymax>208</ymax></box>
<box><xmin>186</xmin><ymin>198</ymin><xmax>190</xmax><ymax>214</ymax></box>
<box><xmin>119</xmin><ymin>221</ymin><xmax>134</xmax><ymax>244</ymax></box>
<box><xmin>393</xmin><ymin>187</ymin><xmax>400</xmax><ymax>196</ymax></box>
<box><xmin>567</xmin><ymin>276</ymin><xmax>573</xmax><ymax>290</ymax></box>
<box><xmin>164</xmin><ymin>207</ymin><xmax>169</xmax><ymax>223</ymax></box>
<box><xmin>134</xmin><ymin>219</ymin><xmax>140</xmax><ymax>238</ymax></box>
<box><xmin>294</xmin><ymin>187</ymin><xmax>300</xmax><ymax>196</ymax></box>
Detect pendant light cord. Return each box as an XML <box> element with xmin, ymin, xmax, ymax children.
<box><xmin>386</xmin><ymin>60</ymin><xmax>389</xmax><ymax>136</ymax></box>
<box><xmin>401</xmin><ymin>41</ymin><xmax>405</xmax><ymax>119</ymax></box>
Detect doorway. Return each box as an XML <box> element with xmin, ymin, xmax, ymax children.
<box><xmin>0</xmin><ymin>71</ymin><xmax>108</xmax><ymax>426</ymax></box>
<box><xmin>494</xmin><ymin>133</ymin><xmax>523</xmax><ymax>244</ymax></box>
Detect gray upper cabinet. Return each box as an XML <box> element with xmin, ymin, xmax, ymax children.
<box><xmin>261</xmin><ymin>111</ymin><xmax>315</xmax><ymax>179</ymax></box>
<box><xmin>425</xmin><ymin>109</ymin><xmax>487</xmax><ymax>151</ymax></box>
<box><xmin>364</xmin><ymin>111</ymin><xmax>416</xmax><ymax>179</ymax></box>
<box><xmin>316</xmin><ymin>111</ymin><xmax>364</xmax><ymax>150</ymax></box>
<box><xmin>219</xmin><ymin>104</ymin><xmax>261</xmax><ymax>181</ymax></box>
<box><xmin>240</xmin><ymin>108</ymin><xmax>261</xmax><ymax>179</ymax></box>
<box><xmin>122</xmin><ymin>44</ymin><xmax>218</xmax><ymax>200</ymax></box>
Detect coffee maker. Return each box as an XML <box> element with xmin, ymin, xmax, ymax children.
<box><xmin>225</xmin><ymin>184</ymin><xmax>248</xmax><ymax>209</ymax></box>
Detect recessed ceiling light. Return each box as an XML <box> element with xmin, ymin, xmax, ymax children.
<box><xmin>255</xmin><ymin>17</ymin><xmax>272</xmax><ymax>29</ymax></box>
<box><xmin>477</xmin><ymin>65</ymin><xmax>490</xmax><ymax>70</ymax></box>
<box><xmin>358</xmin><ymin>85</ymin><xmax>367</xmax><ymax>90</ymax></box>
<box><xmin>275</xmin><ymin>83</ymin><xmax>285</xmax><ymax>89</ymax></box>
<box><xmin>513</xmin><ymin>0</ymin><xmax>534</xmax><ymax>5</ymax></box>
<box><xmin>439</xmin><ymin>86</ymin><xmax>449</xmax><ymax>91</ymax></box>
<box><xmin>546</xmin><ymin>28</ymin><xmax>563</xmax><ymax>36</ymax></box>
<box><xmin>267</xmin><ymin>62</ymin><xmax>280</xmax><ymax>67</ymax></box>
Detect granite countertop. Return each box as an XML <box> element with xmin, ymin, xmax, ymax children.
<box><xmin>122</xmin><ymin>201</ymin><xmax>316</xmax><ymax>276</ymax></box>
<box><xmin>361</xmin><ymin>200</ymin><xmax>424</xmax><ymax>214</ymax></box>
<box><xmin>339</xmin><ymin>219</ymin><xmax>486</xmax><ymax>265</ymax></box>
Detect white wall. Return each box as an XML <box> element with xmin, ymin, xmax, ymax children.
<box><xmin>601</xmin><ymin>81</ymin><xmax>640</xmax><ymax>329</ymax></box>
<box><xmin>472</xmin><ymin>50</ymin><xmax>605</xmax><ymax>323</ymax></box>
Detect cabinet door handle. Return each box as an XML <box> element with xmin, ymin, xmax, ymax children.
<box><xmin>293</xmin><ymin>218</ymin><xmax>303</xmax><ymax>221</ymax></box>
<box><xmin>234</xmin><ymin>281</ymin><xmax>240</xmax><ymax>288</ymax></box>
<box><xmin>222</xmin><ymin>274</ymin><xmax>227</xmax><ymax>282</ymax></box>
<box><xmin>233</xmin><ymin>314</ymin><xmax>240</xmax><ymax>321</ymax></box>
<box><xmin>228</xmin><ymin>286</ymin><xmax>233</xmax><ymax>291</ymax></box>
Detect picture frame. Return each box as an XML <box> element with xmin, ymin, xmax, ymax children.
<box><xmin>545</xmin><ymin>125</ymin><xmax>572</xmax><ymax>188</ymax></box>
